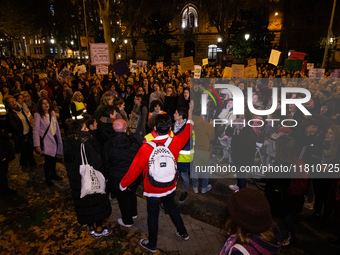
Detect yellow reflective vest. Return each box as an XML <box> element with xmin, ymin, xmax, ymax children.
<box><xmin>70</xmin><ymin>101</ymin><xmax>86</xmax><ymax>119</ymax></box>
<box><xmin>0</xmin><ymin>92</ymin><xmax>6</xmax><ymax>116</ymax></box>
<box><xmin>177</xmin><ymin>130</ymin><xmax>195</xmax><ymax>163</ymax></box>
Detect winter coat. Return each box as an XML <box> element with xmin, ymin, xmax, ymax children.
<box><xmin>104</xmin><ymin>132</ymin><xmax>141</xmax><ymax>192</ymax></box>
<box><xmin>63</xmin><ymin>132</ymin><xmax>111</xmax><ymax>225</ymax></box>
<box><xmin>231</xmin><ymin>126</ymin><xmax>257</xmax><ymax>166</ymax></box>
<box><xmin>6</xmin><ymin>107</ymin><xmax>32</xmax><ymax>153</ymax></box>
<box><xmin>192</xmin><ymin>115</ymin><xmax>215</xmax><ymax>152</ymax></box>
<box><xmin>33</xmin><ymin>111</ymin><xmax>63</xmax><ymax>157</ymax></box>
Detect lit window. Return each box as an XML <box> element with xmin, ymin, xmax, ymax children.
<box><xmin>61</xmin><ymin>48</ymin><xmax>63</xmax><ymax>54</ymax></box>
<box><xmin>55</xmin><ymin>47</ymin><xmax>57</xmax><ymax>53</ymax></box>
<box><xmin>50</xmin><ymin>48</ymin><xmax>53</xmax><ymax>54</ymax></box>
<box><xmin>208</xmin><ymin>45</ymin><xmax>217</xmax><ymax>60</ymax></box>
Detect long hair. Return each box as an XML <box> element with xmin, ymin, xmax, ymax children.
<box><xmin>101</xmin><ymin>93</ymin><xmax>113</xmax><ymax>106</ymax></box>
<box><xmin>71</xmin><ymin>91</ymin><xmax>84</xmax><ymax>103</ymax></box>
<box><xmin>275</xmin><ymin>135</ymin><xmax>296</xmax><ymax>164</ymax></box>
<box><xmin>36</xmin><ymin>98</ymin><xmax>53</xmax><ymax>117</ymax></box>
<box><xmin>324</xmin><ymin>125</ymin><xmax>340</xmax><ymax>164</ymax></box>
<box><xmin>225</xmin><ymin>217</ymin><xmax>276</xmax><ymax>245</ymax></box>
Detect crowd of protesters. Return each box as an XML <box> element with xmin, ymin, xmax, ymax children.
<box><xmin>0</xmin><ymin>56</ymin><xmax>340</xmax><ymax>253</ymax></box>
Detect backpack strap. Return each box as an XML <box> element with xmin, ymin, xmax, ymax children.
<box><xmin>147</xmin><ymin>141</ymin><xmax>157</xmax><ymax>149</ymax></box>
<box><xmin>163</xmin><ymin>136</ymin><xmax>173</xmax><ymax>148</ymax></box>
<box><xmin>228</xmin><ymin>244</ymin><xmax>250</xmax><ymax>255</ymax></box>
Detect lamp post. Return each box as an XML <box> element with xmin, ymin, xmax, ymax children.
<box><xmin>245</xmin><ymin>34</ymin><xmax>250</xmax><ymax>40</ymax></box>
<box><xmin>322</xmin><ymin>0</ymin><xmax>337</xmax><ymax>69</ymax></box>
<box><xmin>124</xmin><ymin>39</ymin><xmax>128</xmax><ymax>60</ymax></box>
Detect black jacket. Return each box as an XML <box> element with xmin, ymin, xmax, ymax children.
<box><xmin>6</xmin><ymin>108</ymin><xmax>32</xmax><ymax>153</ymax></box>
<box><xmin>63</xmin><ymin>132</ymin><xmax>111</xmax><ymax>225</ymax></box>
<box><xmin>231</xmin><ymin>126</ymin><xmax>257</xmax><ymax>166</ymax></box>
<box><xmin>0</xmin><ymin>129</ymin><xmax>15</xmax><ymax>162</ymax></box>
<box><xmin>104</xmin><ymin>132</ymin><xmax>141</xmax><ymax>191</ymax></box>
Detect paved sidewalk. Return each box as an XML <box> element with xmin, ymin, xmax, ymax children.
<box><xmin>109</xmin><ymin>197</ymin><xmax>227</xmax><ymax>255</ymax></box>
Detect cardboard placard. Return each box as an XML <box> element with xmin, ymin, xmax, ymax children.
<box><xmin>309</xmin><ymin>68</ymin><xmax>325</xmax><ymax>78</ymax></box>
<box><xmin>247</xmin><ymin>58</ymin><xmax>256</xmax><ymax>66</ymax></box>
<box><xmin>330</xmin><ymin>69</ymin><xmax>340</xmax><ymax>78</ymax></box>
<box><xmin>57</xmin><ymin>67</ymin><xmax>72</xmax><ymax>82</ymax></box>
<box><xmin>137</xmin><ymin>60</ymin><xmax>147</xmax><ymax>68</ymax></box>
<box><xmin>156</xmin><ymin>62</ymin><xmax>163</xmax><ymax>71</ymax></box>
<box><xmin>222</xmin><ymin>67</ymin><xmax>232</xmax><ymax>78</ymax></box>
<box><xmin>231</xmin><ymin>64</ymin><xmax>244</xmax><ymax>78</ymax></box>
<box><xmin>194</xmin><ymin>65</ymin><xmax>202</xmax><ymax>78</ymax></box>
<box><xmin>244</xmin><ymin>65</ymin><xmax>258</xmax><ymax>78</ymax></box>
<box><xmin>96</xmin><ymin>65</ymin><xmax>108</xmax><ymax>75</ymax></box>
<box><xmin>179</xmin><ymin>56</ymin><xmax>195</xmax><ymax>72</ymax></box>
<box><xmin>130</xmin><ymin>64</ymin><xmax>138</xmax><ymax>73</ymax></box>
<box><xmin>307</xmin><ymin>63</ymin><xmax>314</xmax><ymax>70</ymax></box>
<box><xmin>202</xmin><ymin>58</ymin><xmax>209</xmax><ymax>66</ymax></box>
<box><xmin>73</xmin><ymin>65</ymin><xmax>87</xmax><ymax>75</ymax></box>
<box><xmin>268</xmin><ymin>49</ymin><xmax>281</xmax><ymax>66</ymax></box>
<box><xmin>90</xmin><ymin>43</ymin><xmax>110</xmax><ymax>65</ymax></box>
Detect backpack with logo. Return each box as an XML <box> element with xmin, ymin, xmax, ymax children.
<box><xmin>147</xmin><ymin>137</ymin><xmax>177</xmax><ymax>188</ymax></box>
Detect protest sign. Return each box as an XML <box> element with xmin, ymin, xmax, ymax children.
<box><xmin>269</xmin><ymin>49</ymin><xmax>281</xmax><ymax>66</ymax></box>
<box><xmin>130</xmin><ymin>59</ymin><xmax>133</xmax><ymax>66</ymax></box>
<box><xmin>244</xmin><ymin>65</ymin><xmax>258</xmax><ymax>78</ymax></box>
<box><xmin>130</xmin><ymin>64</ymin><xmax>138</xmax><ymax>73</ymax></box>
<box><xmin>247</xmin><ymin>58</ymin><xmax>256</xmax><ymax>66</ymax></box>
<box><xmin>137</xmin><ymin>60</ymin><xmax>147</xmax><ymax>68</ymax></box>
<box><xmin>80</xmin><ymin>37</ymin><xmax>87</xmax><ymax>47</ymax></box>
<box><xmin>179</xmin><ymin>56</ymin><xmax>195</xmax><ymax>72</ymax></box>
<box><xmin>57</xmin><ymin>67</ymin><xmax>72</xmax><ymax>82</ymax></box>
<box><xmin>202</xmin><ymin>58</ymin><xmax>209</xmax><ymax>66</ymax></box>
<box><xmin>178</xmin><ymin>65</ymin><xmax>182</xmax><ymax>73</ymax></box>
<box><xmin>96</xmin><ymin>65</ymin><xmax>108</xmax><ymax>75</ymax></box>
<box><xmin>90</xmin><ymin>43</ymin><xmax>110</xmax><ymax>66</ymax></box>
<box><xmin>114</xmin><ymin>59</ymin><xmax>129</xmax><ymax>76</ymax></box>
<box><xmin>156</xmin><ymin>62</ymin><xmax>163</xmax><ymax>71</ymax></box>
<box><xmin>284</xmin><ymin>59</ymin><xmax>304</xmax><ymax>71</ymax></box>
<box><xmin>232</xmin><ymin>64</ymin><xmax>244</xmax><ymax>78</ymax></box>
<box><xmin>307</xmin><ymin>63</ymin><xmax>314</xmax><ymax>70</ymax></box>
<box><xmin>222</xmin><ymin>67</ymin><xmax>232</xmax><ymax>78</ymax></box>
<box><xmin>73</xmin><ymin>65</ymin><xmax>87</xmax><ymax>75</ymax></box>
<box><xmin>194</xmin><ymin>65</ymin><xmax>202</xmax><ymax>78</ymax></box>
<box><xmin>330</xmin><ymin>69</ymin><xmax>340</xmax><ymax>78</ymax></box>
<box><xmin>289</xmin><ymin>51</ymin><xmax>306</xmax><ymax>60</ymax></box>
<box><xmin>309</xmin><ymin>68</ymin><xmax>325</xmax><ymax>78</ymax></box>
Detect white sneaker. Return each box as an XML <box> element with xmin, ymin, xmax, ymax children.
<box><xmin>118</xmin><ymin>218</ymin><xmax>133</xmax><ymax>228</ymax></box>
<box><xmin>193</xmin><ymin>187</ymin><xmax>198</xmax><ymax>194</ymax></box>
<box><xmin>201</xmin><ymin>184</ymin><xmax>212</xmax><ymax>194</ymax></box>
<box><xmin>229</xmin><ymin>185</ymin><xmax>239</xmax><ymax>191</ymax></box>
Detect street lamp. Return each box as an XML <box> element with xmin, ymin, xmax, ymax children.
<box><xmin>275</xmin><ymin>12</ymin><xmax>279</xmax><ymax>16</ymax></box>
<box><xmin>218</xmin><ymin>37</ymin><xmax>222</xmax><ymax>43</ymax></box>
<box><xmin>111</xmin><ymin>38</ymin><xmax>115</xmax><ymax>43</ymax></box>
<box><xmin>124</xmin><ymin>39</ymin><xmax>128</xmax><ymax>60</ymax></box>
<box><xmin>71</xmin><ymin>40</ymin><xmax>74</xmax><ymax>45</ymax></box>
<box><xmin>245</xmin><ymin>34</ymin><xmax>250</xmax><ymax>40</ymax></box>
<box><xmin>50</xmin><ymin>39</ymin><xmax>55</xmax><ymax>44</ymax></box>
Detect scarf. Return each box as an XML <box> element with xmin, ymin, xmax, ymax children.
<box><xmin>174</xmin><ymin>119</ymin><xmax>187</xmax><ymax>133</ymax></box>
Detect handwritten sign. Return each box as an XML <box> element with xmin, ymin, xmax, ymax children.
<box><xmin>73</xmin><ymin>65</ymin><xmax>87</xmax><ymax>75</ymax></box>
<box><xmin>222</xmin><ymin>67</ymin><xmax>232</xmax><ymax>78</ymax></box>
<box><xmin>202</xmin><ymin>58</ymin><xmax>209</xmax><ymax>66</ymax></box>
<box><xmin>244</xmin><ymin>66</ymin><xmax>258</xmax><ymax>78</ymax></box>
<box><xmin>156</xmin><ymin>62</ymin><xmax>163</xmax><ymax>71</ymax></box>
<box><xmin>179</xmin><ymin>56</ymin><xmax>195</xmax><ymax>72</ymax></box>
<box><xmin>247</xmin><ymin>58</ymin><xmax>256</xmax><ymax>66</ymax></box>
<box><xmin>194</xmin><ymin>65</ymin><xmax>202</xmax><ymax>78</ymax></box>
<box><xmin>130</xmin><ymin>64</ymin><xmax>138</xmax><ymax>73</ymax></box>
<box><xmin>330</xmin><ymin>69</ymin><xmax>340</xmax><ymax>78</ymax></box>
<box><xmin>307</xmin><ymin>63</ymin><xmax>314</xmax><ymax>70</ymax></box>
<box><xmin>90</xmin><ymin>43</ymin><xmax>110</xmax><ymax>65</ymax></box>
<box><xmin>96</xmin><ymin>65</ymin><xmax>108</xmax><ymax>75</ymax></box>
<box><xmin>57</xmin><ymin>67</ymin><xmax>72</xmax><ymax>82</ymax></box>
<box><xmin>232</xmin><ymin>64</ymin><xmax>244</xmax><ymax>78</ymax></box>
<box><xmin>309</xmin><ymin>68</ymin><xmax>325</xmax><ymax>78</ymax></box>
<box><xmin>269</xmin><ymin>49</ymin><xmax>281</xmax><ymax>66</ymax></box>
<box><xmin>137</xmin><ymin>60</ymin><xmax>147</xmax><ymax>68</ymax></box>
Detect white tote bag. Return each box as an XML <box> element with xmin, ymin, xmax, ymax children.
<box><xmin>79</xmin><ymin>143</ymin><xmax>106</xmax><ymax>198</ymax></box>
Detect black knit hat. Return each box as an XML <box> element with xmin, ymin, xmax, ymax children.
<box><xmin>228</xmin><ymin>188</ymin><xmax>272</xmax><ymax>234</ymax></box>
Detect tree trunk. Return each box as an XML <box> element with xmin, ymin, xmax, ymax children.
<box><xmin>98</xmin><ymin>0</ymin><xmax>114</xmax><ymax>65</ymax></box>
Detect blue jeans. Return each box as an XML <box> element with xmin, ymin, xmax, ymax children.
<box><xmin>146</xmin><ymin>192</ymin><xmax>187</xmax><ymax>247</ymax></box>
<box><xmin>191</xmin><ymin>150</ymin><xmax>210</xmax><ymax>190</ymax></box>
<box><xmin>177</xmin><ymin>163</ymin><xmax>190</xmax><ymax>193</ymax></box>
